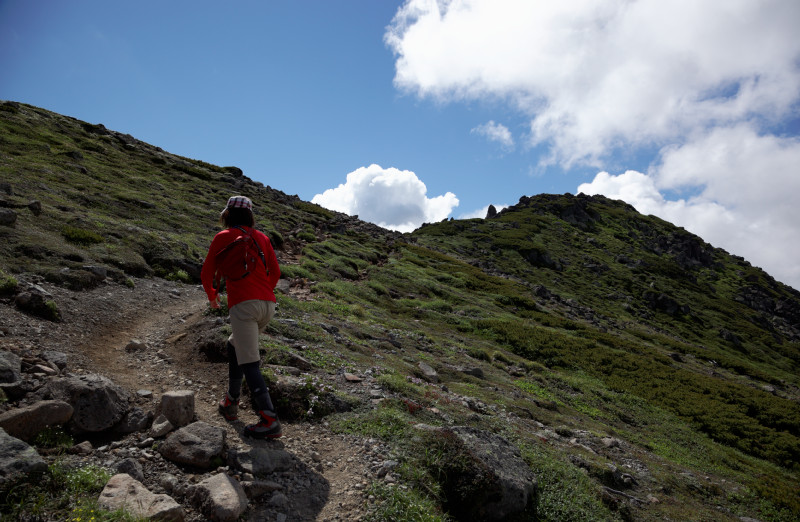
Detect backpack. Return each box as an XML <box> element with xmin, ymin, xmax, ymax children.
<box><xmin>213</xmin><ymin>226</ymin><xmax>268</xmax><ymax>288</ymax></box>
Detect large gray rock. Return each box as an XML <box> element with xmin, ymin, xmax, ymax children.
<box><xmin>159</xmin><ymin>421</ymin><xmax>225</xmax><ymax>469</ymax></box>
<box><xmin>0</xmin><ymin>400</ymin><xmax>73</xmax><ymax>442</ymax></box>
<box><xmin>0</xmin><ymin>208</ymin><xmax>16</xmax><ymax>226</ymax></box>
<box><xmin>39</xmin><ymin>374</ymin><xmax>130</xmax><ymax>433</ymax></box>
<box><xmin>191</xmin><ymin>473</ymin><xmax>248</xmax><ymax>522</ymax></box>
<box><xmin>158</xmin><ymin>390</ymin><xmax>195</xmax><ymax>428</ymax></box>
<box><xmin>417</xmin><ymin>361</ymin><xmax>439</xmax><ymax>383</ymax></box>
<box><xmin>0</xmin><ymin>428</ymin><xmax>47</xmax><ymax>487</ymax></box>
<box><xmin>98</xmin><ymin>473</ymin><xmax>184</xmax><ymax>521</ymax></box>
<box><xmin>416</xmin><ymin>425</ymin><xmax>536</xmax><ymax>522</ymax></box>
<box><xmin>227</xmin><ymin>446</ymin><xmax>294</xmax><ymax>475</ymax></box>
<box><xmin>0</xmin><ymin>351</ymin><xmax>21</xmax><ymax>384</ymax></box>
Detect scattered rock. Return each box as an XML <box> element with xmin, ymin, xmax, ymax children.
<box><xmin>70</xmin><ymin>440</ymin><xmax>93</xmax><ymax>455</ymax></box>
<box><xmin>39</xmin><ymin>374</ymin><xmax>130</xmax><ymax>433</ymax></box>
<box><xmin>191</xmin><ymin>473</ymin><xmax>249</xmax><ymax>522</ymax></box>
<box><xmin>98</xmin><ymin>473</ymin><xmax>184</xmax><ymax>521</ymax></box>
<box><xmin>0</xmin><ymin>400</ymin><xmax>73</xmax><ymax>442</ymax></box>
<box><xmin>0</xmin><ymin>208</ymin><xmax>17</xmax><ymax>226</ymax></box>
<box><xmin>114</xmin><ymin>407</ymin><xmax>153</xmax><ymax>434</ymax></box>
<box><xmin>0</xmin><ymin>428</ymin><xmax>48</xmax><ymax>487</ymax></box>
<box><xmin>150</xmin><ymin>414</ymin><xmax>174</xmax><ymax>438</ymax></box>
<box><xmin>115</xmin><ymin>457</ymin><xmax>145</xmax><ymax>482</ymax></box>
<box><xmin>42</xmin><ymin>350</ymin><xmax>67</xmax><ymax>370</ymax></box>
<box><xmin>27</xmin><ymin>200</ymin><xmax>42</xmax><ymax>216</ymax></box>
<box><xmin>125</xmin><ymin>339</ymin><xmax>148</xmax><ymax>352</ymax></box>
<box><xmin>159</xmin><ymin>421</ymin><xmax>225</xmax><ymax>469</ymax></box>
<box><xmin>14</xmin><ymin>286</ymin><xmax>61</xmax><ymax>321</ymax></box>
<box><xmin>0</xmin><ymin>350</ymin><xmax>22</xmax><ymax>384</ymax></box>
<box><xmin>228</xmin><ymin>446</ymin><xmax>294</xmax><ymax>475</ymax></box>
<box><xmin>417</xmin><ymin>361</ymin><xmax>439</xmax><ymax>383</ymax></box>
<box><xmin>241</xmin><ymin>479</ymin><xmax>283</xmax><ymax>499</ymax></box>
<box><xmin>158</xmin><ymin>390</ymin><xmax>195</xmax><ymax>428</ymax></box>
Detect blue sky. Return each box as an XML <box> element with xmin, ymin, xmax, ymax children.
<box><xmin>2</xmin><ymin>0</ymin><xmax>799</xmax><ymax>290</ymax></box>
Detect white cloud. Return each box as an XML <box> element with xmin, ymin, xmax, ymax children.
<box><xmin>386</xmin><ymin>0</ymin><xmax>800</xmax><ymax>167</ymax></box>
<box><xmin>578</xmin><ymin>126</ymin><xmax>800</xmax><ymax>290</ymax></box>
<box><xmin>312</xmin><ymin>164</ymin><xmax>459</xmax><ymax>233</ymax></box>
<box><xmin>471</xmin><ymin>121</ymin><xmax>514</xmax><ymax>150</ymax></box>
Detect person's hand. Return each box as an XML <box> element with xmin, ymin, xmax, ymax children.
<box><xmin>209</xmin><ymin>295</ymin><xmax>221</xmax><ymax>309</ymax></box>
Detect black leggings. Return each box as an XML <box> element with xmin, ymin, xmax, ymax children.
<box><xmin>227</xmin><ymin>342</ymin><xmax>275</xmax><ymax>414</ymax></box>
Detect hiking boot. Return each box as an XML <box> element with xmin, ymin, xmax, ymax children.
<box><xmin>218</xmin><ymin>393</ymin><xmax>239</xmax><ymax>421</ymax></box>
<box><xmin>243</xmin><ymin>411</ymin><xmax>282</xmax><ymax>439</ymax></box>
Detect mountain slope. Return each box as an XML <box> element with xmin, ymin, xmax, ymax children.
<box><xmin>1</xmin><ymin>100</ymin><xmax>799</xmax><ymax>521</ymax></box>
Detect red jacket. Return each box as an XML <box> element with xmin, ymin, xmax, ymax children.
<box><xmin>201</xmin><ymin>227</ymin><xmax>281</xmax><ymax>309</ymax></box>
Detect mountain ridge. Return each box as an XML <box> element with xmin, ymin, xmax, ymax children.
<box><xmin>1</xmin><ymin>100</ymin><xmax>799</xmax><ymax>521</ymax></box>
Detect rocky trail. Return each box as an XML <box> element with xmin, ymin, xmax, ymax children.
<box><xmin>0</xmin><ymin>276</ymin><xmax>386</xmax><ymax>521</ymax></box>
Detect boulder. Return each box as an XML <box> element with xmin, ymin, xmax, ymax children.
<box><xmin>0</xmin><ymin>350</ymin><xmax>22</xmax><ymax>384</ymax></box>
<box><xmin>98</xmin><ymin>473</ymin><xmax>184</xmax><ymax>521</ymax></box>
<box><xmin>41</xmin><ymin>350</ymin><xmax>68</xmax><ymax>371</ymax></box>
<box><xmin>416</xmin><ymin>425</ymin><xmax>536</xmax><ymax>522</ymax></box>
<box><xmin>158</xmin><ymin>390</ymin><xmax>195</xmax><ymax>428</ymax></box>
<box><xmin>27</xmin><ymin>200</ymin><xmax>42</xmax><ymax>216</ymax></box>
<box><xmin>0</xmin><ymin>400</ymin><xmax>73</xmax><ymax>442</ymax></box>
<box><xmin>0</xmin><ymin>428</ymin><xmax>47</xmax><ymax>487</ymax></box>
<box><xmin>228</xmin><ymin>446</ymin><xmax>294</xmax><ymax>475</ymax></box>
<box><xmin>159</xmin><ymin>421</ymin><xmax>225</xmax><ymax>469</ymax></box>
<box><xmin>115</xmin><ymin>457</ymin><xmax>144</xmax><ymax>482</ymax></box>
<box><xmin>14</xmin><ymin>289</ymin><xmax>61</xmax><ymax>321</ymax></box>
<box><xmin>0</xmin><ymin>208</ymin><xmax>16</xmax><ymax>226</ymax></box>
<box><xmin>417</xmin><ymin>362</ymin><xmax>439</xmax><ymax>383</ymax></box>
<box><xmin>39</xmin><ymin>374</ymin><xmax>130</xmax><ymax>433</ymax></box>
<box><xmin>191</xmin><ymin>473</ymin><xmax>249</xmax><ymax>522</ymax></box>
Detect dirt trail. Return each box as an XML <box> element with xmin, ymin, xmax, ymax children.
<box><xmin>1</xmin><ymin>277</ymin><xmax>372</xmax><ymax>521</ymax></box>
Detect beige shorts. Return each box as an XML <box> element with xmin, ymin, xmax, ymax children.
<box><xmin>228</xmin><ymin>300</ymin><xmax>276</xmax><ymax>365</ymax></box>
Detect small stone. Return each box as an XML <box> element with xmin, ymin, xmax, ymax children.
<box><xmin>125</xmin><ymin>340</ymin><xmax>148</xmax><ymax>353</ymax></box>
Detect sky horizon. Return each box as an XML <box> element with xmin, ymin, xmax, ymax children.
<box><xmin>1</xmin><ymin>0</ymin><xmax>799</xmax><ymax>290</ymax></box>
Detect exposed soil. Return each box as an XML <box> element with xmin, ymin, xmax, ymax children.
<box><xmin>0</xmin><ymin>276</ymin><xmax>376</xmax><ymax>521</ymax></box>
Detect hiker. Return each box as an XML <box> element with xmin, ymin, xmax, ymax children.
<box><xmin>200</xmin><ymin>195</ymin><xmax>283</xmax><ymax>439</ymax></box>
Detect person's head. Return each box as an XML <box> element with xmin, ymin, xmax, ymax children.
<box><xmin>219</xmin><ymin>195</ymin><xmax>255</xmax><ymax>228</ymax></box>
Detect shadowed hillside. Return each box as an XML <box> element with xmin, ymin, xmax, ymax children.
<box><xmin>1</xmin><ymin>101</ymin><xmax>799</xmax><ymax>521</ymax></box>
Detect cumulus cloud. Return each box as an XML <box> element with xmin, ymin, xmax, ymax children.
<box><xmin>578</xmin><ymin>126</ymin><xmax>800</xmax><ymax>289</ymax></box>
<box><xmin>386</xmin><ymin>0</ymin><xmax>800</xmax><ymax>167</ymax></box>
<box><xmin>471</xmin><ymin>121</ymin><xmax>514</xmax><ymax>151</ymax></box>
<box><xmin>311</xmin><ymin>164</ymin><xmax>459</xmax><ymax>233</ymax></box>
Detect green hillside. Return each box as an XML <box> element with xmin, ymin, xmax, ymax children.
<box><xmin>1</xmin><ymin>100</ymin><xmax>799</xmax><ymax>521</ymax></box>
